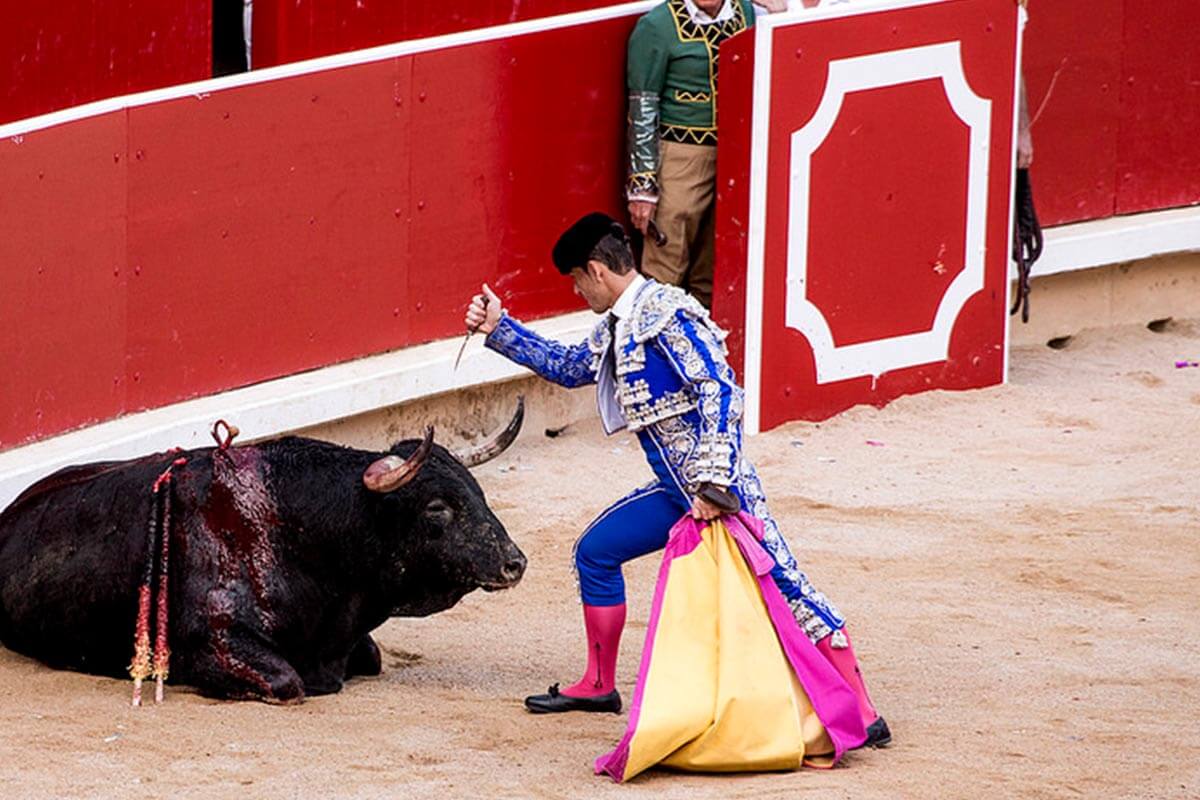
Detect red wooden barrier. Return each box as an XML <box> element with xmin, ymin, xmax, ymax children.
<box><xmin>1023</xmin><ymin>0</ymin><xmax>1200</xmax><ymax>224</ymax></box>
<box><xmin>1112</xmin><ymin>0</ymin><xmax>1200</xmax><ymax>216</ymax></box>
<box><xmin>0</xmin><ymin>13</ymin><xmax>638</xmax><ymax>450</ymax></box>
<box><xmin>2</xmin><ymin>0</ymin><xmax>1198</xmax><ymax>450</ymax></box>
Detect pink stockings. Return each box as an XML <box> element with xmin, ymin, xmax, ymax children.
<box><xmin>562</xmin><ymin>603</ymin><xmax>626</xmax><ymax>698</ymax></box>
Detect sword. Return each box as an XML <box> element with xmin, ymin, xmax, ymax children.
<box><xmin>454</xmin><ymin>293</ymin><xmax>490</xmax><ymax>371</ymax></box>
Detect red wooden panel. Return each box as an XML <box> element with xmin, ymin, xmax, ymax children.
<box><xmin>123</xmin><ymin>1</ymin><xmax>212</xmax><ymax>96</ymax></box>
<box><xmin>123</xmin><ymin>60</ymin><xmax>413</xmax><ymax>412</ymax></box>
<box><xmin>1114</xmin><ymin>0</ymin><xmax>1200</xmax><ymax>215</ymax></box>
<box><xmin>807</xmin><ymin>79</ymin><xmax>970</xmax><ymax>346</ymax></box>
<box><xmin>1</xmin><ymin>5</ymin><xmax>117</xmax><ymax>122</ymax></box>
<box><xmin>2</xmin><ymin>13</ymin><xmax>643</xmax><ymax>449</ymax></box>
<box><xmin>0</xmin><ymin>115</ymin><xmax>128</xmax><ymax>448</ymax></box>
<box><xmin>1021</xmin><ymin>0</ymin><xmax>1122</xmax><ymax>225</ymax></box>
<box><xmin>0</xmin><ymin>2</ymin><xmax>209</xmax><ymax>126</ymax></box>
<box><xmin>117</xmin><ymin>16</ymin><xmax>632</xmax><ymax>416</ymax></box>
<box><xmin>405</xmin><ymin>19</ymin><xmax>631</xmax><ymax>340</ymax></box>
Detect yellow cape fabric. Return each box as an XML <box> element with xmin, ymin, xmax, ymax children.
<box><xmin>619</xmin><ymin>519</ymin><xmax>834</xmax><ymax>779</ymax></box>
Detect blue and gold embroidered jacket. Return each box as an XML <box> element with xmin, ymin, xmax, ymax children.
<box><xmin>486</xmin><ymin>280</ymin><xmax>741</xmax><ymax>493</ymax></box>
<box><xmin>485</xmin><ymin>279</ymin><xmax>846</xmax><ymax>637</ymax></box>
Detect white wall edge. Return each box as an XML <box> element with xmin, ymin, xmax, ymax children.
<box><xmin>743</xmin><ymin>19</ymin><xmax>775</xmax><ymax>438</ymax></box>
<box><xmin>0</xmin><ymin>311</ymin><xmax>596</xmax><ymax>511</ymax></box>
<box><xmin>1027</xmin><ymin>204</ymin><xmax>1200</xmax><ymax>278</ymax></box>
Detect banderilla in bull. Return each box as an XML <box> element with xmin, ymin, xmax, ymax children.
<box><xmin>129</xmin><ymin>421</ymin><xmax>238</xmax><ymax>705</ymax></box>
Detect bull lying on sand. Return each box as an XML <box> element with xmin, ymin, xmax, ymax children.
<box><xmin>0</xmin><ymin>403</ymin><xmax>527</xmax><ymax>703</ymax></box>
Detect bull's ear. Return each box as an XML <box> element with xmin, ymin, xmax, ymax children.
<box><xmin>364</xmin><ymin>427</ymin><xmax>434</xmax><ymax>492</ymax></box>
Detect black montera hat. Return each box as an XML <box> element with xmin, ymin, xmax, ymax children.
<box><xmin>551</xmin><ymin>212</ymin><xmax>628</xmax><ymax>274</ymax></box>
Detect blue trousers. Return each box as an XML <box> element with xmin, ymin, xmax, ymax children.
<box><xmin>573</xmin><ymin>482</ymin><xmax>688</xmax><ymax>606</ymax></box>
<box><xmin>574</xmin><ymin>479</ymin><xmax>826</xmax><ymax>609</ymax></box>
<box><xmin>574</xmin><ymin>477</ymin><xmax>845</xmax><ymax>640</ymax></box>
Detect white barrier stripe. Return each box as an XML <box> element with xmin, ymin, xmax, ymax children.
<box><xmin>743</xmin><ymin>19</ymin><xmax>774</xmax><ymax>437</ymax></box>
<box><xmin>1031</xmin><ymin>205</ymin><xmax>1200</xmax><ymax>278</ymax></box>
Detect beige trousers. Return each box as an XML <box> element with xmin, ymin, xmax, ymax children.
<box><xmin>641</xmin><ymin>139</ymin><xmax>717</xmax><ymax>308</ymax></box>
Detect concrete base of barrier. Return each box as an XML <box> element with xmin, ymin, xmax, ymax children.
<box><xmin>1010</xmin><ymin>250</ymin><xmax>1200</xmax><ymax>348</ymax></box>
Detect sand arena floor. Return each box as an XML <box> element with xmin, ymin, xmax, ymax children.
<box><xmin>0</xmin><ymin>320</ymin><xmax>1197</xmax><ymax>799</ymax></box>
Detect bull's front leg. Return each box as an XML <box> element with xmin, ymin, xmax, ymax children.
<box><xmin>345</xmin><ymin>634</ymin><xmax>382</xmax><ymax>678</ymax></box>
<box><xmin>191</xmin><ymin>588</ymin><xmax>306</xmax><ymax>703</ymax></box>
<box><xmin>300</xmin><ymin>634</ymin><xmax>380</xmax><ymax>695</ymax></box>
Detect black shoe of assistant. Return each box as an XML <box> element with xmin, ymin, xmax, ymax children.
<box><xmin>859</xmin><ymin>716</ymin><xmax>892</xmax><ymax>748</ymax></box>
<box><xmin>524</xmin><ymin>683</ymin><xmax>622</xmax><ymax>714</ymax></box>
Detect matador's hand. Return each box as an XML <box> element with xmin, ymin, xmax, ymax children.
<box><xmin>690</xmin><ymin>495</ymin><xmax>723</xmax><ymax>521</ymax></box>
<box><xmin>465</xmin><ymin>283</ymin><xmax>502</xmax><ymax>335</ymax></box>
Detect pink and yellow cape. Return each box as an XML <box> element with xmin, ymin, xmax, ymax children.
<box><xmin>595</xmin><ymin>513</ymin><xmax>867</xmax><ymax>782</ymax></box>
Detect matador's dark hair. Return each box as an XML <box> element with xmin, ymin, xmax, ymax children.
<box><xmin>552</xmin><ymin>212</ymin><xmax>635</xmax><ymax>275</ymax></box>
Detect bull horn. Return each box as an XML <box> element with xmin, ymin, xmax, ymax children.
<box><xmin>363</xmin><ymin>427</ymin><xmax>435</xmax><ymax>493</ymax></box>
<box><xmin>453</xmin><ymin>397</ymin><xmax>524</xmax><ymax>468</ymax></box>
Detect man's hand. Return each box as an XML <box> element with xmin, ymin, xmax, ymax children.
<box><xmin>758</xmin><ymin>0</ymin><xmax>790</xmax><ymax>11</ymax></box>
<box><xmin>465</xmin><ymin>283</ymin><xmax>502</xmax><ymax>335</ymax></box>
<box><xmin>691</xmin><ymin>494</ymin><xmax>723</xmax><ymax>521</ymax></box>
<box><xmin>1017</xmin><ymin>128</ymin><xmax>1034</xmax><ymax>169</ymax></box>
<box><xmin>628</xmin><ymin>200</ymin><xmax>656</xmax><ymax>235</ymax></box>
<box><xmin>1017</xmin><ymin>75</ymin><xmax>1033</xmax><ymax>168</ymax></box>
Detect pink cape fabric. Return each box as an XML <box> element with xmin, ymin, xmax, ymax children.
<box><xmin>594</xmin><ymin>512</ymin><xmax>867</xmax><ymax>781</ymax></box>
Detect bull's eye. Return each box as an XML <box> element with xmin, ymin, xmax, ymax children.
<box><xmin>423</xmin><ymin>498</ymin><xmax>455</xmax><ymax>529</ymax></box>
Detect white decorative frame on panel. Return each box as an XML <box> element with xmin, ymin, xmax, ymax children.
<box><xmin>786</xmin><ymin>41</ymin><xmax>991</xmax><ymax>384</ymax></box>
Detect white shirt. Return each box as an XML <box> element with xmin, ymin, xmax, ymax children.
<box><xmin>596</xmin><ymin>273</ymin><xmax>647</xmax><ymax>434</ymax></box>
<box><xmin>611</xmin><ymin>273</ymin><xmax>647</xmax><ymax>321</ymax></box>
<box><xmin>683</xmin><ymin>0</ymin><xmax>736</xmax><ymax>24</ymax></box>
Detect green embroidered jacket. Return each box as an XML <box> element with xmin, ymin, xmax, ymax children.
<box><xmin>626</xmin><ymin>0</ymin><xmax>756</xmax><ymax>200</ymax></box>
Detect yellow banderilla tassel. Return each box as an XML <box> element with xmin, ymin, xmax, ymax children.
<box><xmin>129</xmin><ymin>585</ymin><xmax>154</xmax><ymax>707</ymax></box>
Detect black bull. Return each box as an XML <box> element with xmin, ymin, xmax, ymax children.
<box><xmin>0</xmin><ymin>405</ymin><xmax>527</xmax><ymax>703</ymax></box>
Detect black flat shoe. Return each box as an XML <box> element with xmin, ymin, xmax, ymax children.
<box><xmin>860</xmin><ymin>716</ymin><xmax>892</xmax><ymax>748</ymax></box>
<box><xmin>524</xmin><ymin>683</ymin><xmax>622</xmax><ymax>714</ymax></box>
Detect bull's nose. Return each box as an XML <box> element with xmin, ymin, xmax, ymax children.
<box><xmin>501</xmin><ymin>554</ymin><xmax>526</xmax><ymax>584</ymax></box>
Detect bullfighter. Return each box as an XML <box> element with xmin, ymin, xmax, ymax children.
<box><xmin>465</xmin><ymin>213</ymin><xmax>889</xmax><ymax>747</ymax></box>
